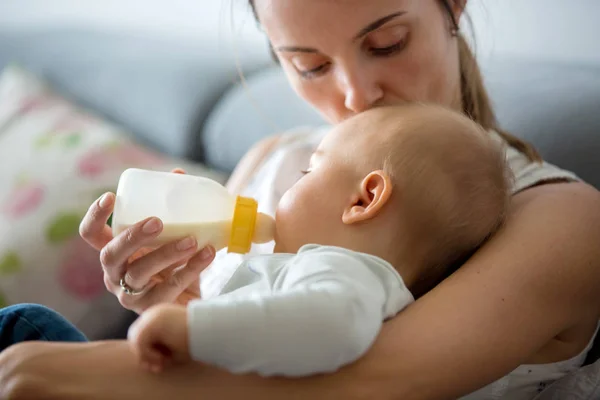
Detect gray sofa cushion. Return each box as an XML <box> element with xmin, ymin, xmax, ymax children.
<box><xmin>0</xmin><ymin>28</ymin><xmax>269</xmax><ymax>160</ymax></box>
<box><xmin>201</xmin><ymin>67</ymin><xmax>327</xmax><ymax>173</ymax></box>
<box><xmin>482</xmin><ymin>57</ymin><xmax>600</xmax><ymax>189</ymax></box>
<box><xmin>203</xmin><ymin>59</ymin><xmax>600</xmax><ymax>189</ymax></box>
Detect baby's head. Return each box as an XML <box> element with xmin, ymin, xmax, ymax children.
<box><xmin>275</xmin><ymin>104</ymin><xmax>511</xmax><ymax>296</ymax></box>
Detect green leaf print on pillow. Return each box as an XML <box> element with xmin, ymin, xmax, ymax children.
<box><xmin>46</xmin><ymin>212</ymin><xmax>83</xmax><ymax>244</ymax></box>
<box><xmin>34</xmin><ymin>134</ymin><xmax>54</xmax><ymax>149</ymax></box>
<box><xmin>35</xmin><ymin>132</ymin><xmax>82</xmax><ymax>150</ymax></box>
<box><xmin>0</xmin><ymin>289</ymin><xmax>7</xmax><ymax>308</ymax></box>
<box><xmin>0</xmin><ymin>251</ymin><xmax>22</xmax><ymax>275</ymax></box>
<box><xmin>63</xmin><ymin>133</ymin><xmax>82</xmax><ymax>148</ymax></box>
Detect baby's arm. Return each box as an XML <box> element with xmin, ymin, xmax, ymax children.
<box><xmin>187</xmin><ymin>249</ymin><xmax>412</xmax><ymax>377</ymax></box>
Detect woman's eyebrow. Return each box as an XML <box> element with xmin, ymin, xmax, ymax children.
<box><xmin>274</xmin><ymin>45</ymin><xmax>319</xmax><ymax>53</ymax></box>
<box><xmin>354</xmin><ymin>11</ymin><xmax>408</xmax><ymax>40</ymax></box>
<box><xmin>274</xmin><ymin>10</ymin><xmax>407</xmax><ymax>54</ymax></box>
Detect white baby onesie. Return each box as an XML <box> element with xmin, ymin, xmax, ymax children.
<box><xmin>188</xmin><ymin>244</ymin><xmax>414</xmax><ymax>377</ymax></box>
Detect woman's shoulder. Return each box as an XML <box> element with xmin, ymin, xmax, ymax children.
<box><xmin>488</xmin><ymin>130</ymin><xmax>581</xmax><ymax>194</ymax></box>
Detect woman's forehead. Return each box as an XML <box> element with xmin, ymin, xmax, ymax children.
<box><xmin>254</xmin><ymin>0</ymin><xmax>421</xmax><ymax>43</ymax></box>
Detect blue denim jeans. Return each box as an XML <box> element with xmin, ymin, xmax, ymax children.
<box><xmin>0</xmin><ymin>303</ymin><xmax>87</xmax><ymax>353</ymax></box>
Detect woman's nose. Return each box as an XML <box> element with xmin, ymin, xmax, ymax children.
<box><xmin>337</xmin><ymin>67</ymin><xmax>384</xmax><ymax>114</ymax></box>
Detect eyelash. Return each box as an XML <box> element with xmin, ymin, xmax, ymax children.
<box><xmin>298</xmin><ymin>38</ymin><xmax>407</xmax><ymax>79</ymax></box>
<box><xmin>299</xmin><ymin>64</ymin><xmax>330</xmax><ymax>79</ymax></box>
<box><xmin>300</xmin><ymin>170</ymin><xmax>311</xmax><ymax>175</ymax></box>
<box><xmin>369</xmin><ymin>39</ymin><xmax>407</xmax><ymax>56</ymax></box>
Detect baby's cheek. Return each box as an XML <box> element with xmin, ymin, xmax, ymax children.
<box><xmin>274</xmin><ymin>193</ymin><xmax>293</xmax><ymax>251</ymax></box>
<box><xmin>277</xmin><ymin>187</ymin><xmax>295</xmax><ymax>214</ymax></box>
<box><xmin>275</xmin><ymin>189</ymin><xmax>308</xmax><ymax>253</ymax></box>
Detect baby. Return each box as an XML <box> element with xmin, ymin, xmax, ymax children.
<box><xmin>127</xmin><ymin>103</ymin><xmax>512</xmax><ymax>376</ymax></box>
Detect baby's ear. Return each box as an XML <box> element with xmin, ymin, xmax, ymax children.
<box><xmin>342</xmin><ymin>170</ymin><xmax>392</xmax><ymax>225</ymax></box>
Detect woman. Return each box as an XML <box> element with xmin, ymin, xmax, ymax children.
<box><xmin>1</xmin><ymin>0</ymin><xmax>599</xmax><ymax>399</ymax></box>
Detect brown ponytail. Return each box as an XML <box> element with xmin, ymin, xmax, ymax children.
<box><xmin>456</xmin><ymin>32</ymin><xmax>541</xmax><ymax>161</ymax></box>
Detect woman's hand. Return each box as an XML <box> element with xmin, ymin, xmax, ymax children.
<box><xmin>79</xmin><ymin>169</ymin><xmax>216</xmax><ymax>314</ymax></box>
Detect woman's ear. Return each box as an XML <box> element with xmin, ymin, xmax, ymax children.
<box><xmin>442</xmin><ymin>0</ymin><xmax>466</xmax><ymax>27</ymax></box>
<box><xmin>342</xmin><ymin>170</ymin><xmax>393</xmax><ymax>225</ymax></box>
<box><xmin>451</xmin><ymin>0</ymin><xmax>467</xmax><ymax>20</ymax></box>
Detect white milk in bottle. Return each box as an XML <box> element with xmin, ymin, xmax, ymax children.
<box><xmin>111</xmin><ymin>168</ymin><xmax>275</xmax><ymax>253</ymax></box>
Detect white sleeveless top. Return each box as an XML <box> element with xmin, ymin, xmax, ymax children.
<box><xmin>199</xmin><ymin>125</ymin><xmax>593</xmax><ymax>400</ymax></box>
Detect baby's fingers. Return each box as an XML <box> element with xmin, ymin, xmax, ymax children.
<box><xmin>141</xmin><ymin>347</ymin><xmax>168</xmax><ymax>373</ymax></box>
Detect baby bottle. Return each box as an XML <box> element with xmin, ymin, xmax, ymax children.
<box><xmin>111</xmin><ymin>168</ymin><xmax>275</xmax><ymax>254</ymax></box>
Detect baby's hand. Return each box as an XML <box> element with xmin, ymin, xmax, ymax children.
<box><xmin>128</xmin><ymin>304</ymin><xmax>189</xmax><ymax>373</ymax></box>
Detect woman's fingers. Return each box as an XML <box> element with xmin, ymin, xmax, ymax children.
<box><xmin>116</xmin><ymin>247</ymin><xmax>214</xmax><ymax>313</ymax></box>
<box><xmin>140</xmin><ymin>248</ymin><xmax>215</xmax><ymax>307</ymax></box>
<box><xmin>124</xmin><ymin>237</ymin><xmax>200</xmax><ymax>291</ymax></box>
<box><xmin>79</xmin><ymin>193</ymin><xmax>117</xmax><ymax>251</ymax></box>
<box><xmin>96</xmin><ymin>167</ymin><xmax>201</xmax><ymax>313</ymax></box>
<box><xmin>100</xmin><ymin>217</ymin><xmax>164</xmax><ymax>289</ymax></box>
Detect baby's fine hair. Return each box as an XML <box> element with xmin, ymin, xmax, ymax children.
<box><xmin>376</xmin><ymin>104</ymin><xmax>513</xmax><ymax>298</ymax></box>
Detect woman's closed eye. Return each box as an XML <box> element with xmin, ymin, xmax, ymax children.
<box><xmin>291</xmin><ymin>54</ymin><xmax>331</xmax><ymax>79</ymax></box>
<box><xmin>298</xmin><ymin>63</ymin><xmax>331</xmax><ymax>79</ymax></box>
<box><xmin>296</xmin><ymin>39</ymin><xmax>408</xmax><ymax>79</ymax></box>
<box><xmin>367</xmin><ymin>24</ymin><xmax>409</xmax><ymax>57</ymax></box>
<box><xmin>368</xmin><ymin>38</ymin><xmax>407</xmax><ymax>56</ymax></box>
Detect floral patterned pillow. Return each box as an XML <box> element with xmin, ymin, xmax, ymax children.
<box><xmin>0</xmin><ymin>65</ymin><xmax>226</xmax><ymax>339</ymax></box>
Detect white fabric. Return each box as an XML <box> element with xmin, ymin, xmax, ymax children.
<box><xmin>533</xmin><ymin>356</ymin><xmax>600</xmax><ymax>399</ymax></box>
<box><xmin>189</xmin><ymin>244</ymin><xmax>413</xmax><ymax>377</ymax></box>
<box><xmin>462</xmin><ymin>324</ymin><xmax>600</xmax><ymax>400</ymax></box>
<box><xmin>488</xmin><ymin>131</ymin><xmax>580</xmax><ymax>194</ymax></box>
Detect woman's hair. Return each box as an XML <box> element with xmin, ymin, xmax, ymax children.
<box><xmin>247</xmin><ymin>0</ymin><xmax>541</xmax><ymax>161</ymax></box>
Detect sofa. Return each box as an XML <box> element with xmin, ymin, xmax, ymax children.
<box><xmin>0</xmin><ymin>11</ymin><xmax>599</xmax><ymax>343</ymax></box>
<box><xmin>2</xmin><ymin>26</ymin><xmax>597</xmax><ymax>181</ymax></box>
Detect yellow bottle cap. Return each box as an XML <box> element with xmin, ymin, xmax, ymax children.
<box><xmin>228</xmin><ymin>196</ymin><xmax>258</xmax><ymax>254</ymax></box>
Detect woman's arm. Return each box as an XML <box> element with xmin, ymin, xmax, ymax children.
<box><xmin>372</xmin><ymin>182</ymin><xmax>600</xmax><ymax>398</ymax></box>
<box><xmin>0</xmin><ymin>341</ymin><xmax>347</xmax><ymax>400</ymax></box>
<box><xmin>2</xmin><ymin>182</ymin><xmax>600</xmax><ymax>400</ymax></box>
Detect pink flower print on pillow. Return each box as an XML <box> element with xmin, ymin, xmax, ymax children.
<box><xmin>2</xmin><ymin>174</ymin><xmax>45</xmax><ymax>219</ymax></box>
<box><xmin>18</xmin><ymin>93</ymin><xmax>69</xmax><ymax>115</ymax></box>
<box><xmin>78</xmin><ymin>141</ymin><xmax>166</xmax><ymax>178</ymax></box>
<box><xmin>123</xmin><ymin>142</ymin><xmax>166</xmax><ymax>166</ymax></box>
<box><xmin>46</xmin><ymin>212</ymin><xmax>104</xmax><ymax>301</ymax></box>
<box><xmin>35</xmin><ymin>111</ymin><xmax>97</xmax><ymax>149</ymax></box>
<box><xmin>58</xmin><ymin>237</ymin><xmax>105</xmax><ymax>301</ymax></box>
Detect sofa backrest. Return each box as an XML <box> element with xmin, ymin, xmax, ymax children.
<box><xmin>202</xmin><ymin>58</ymin><xmax>600</xmax><ymax>190</ymax></box>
